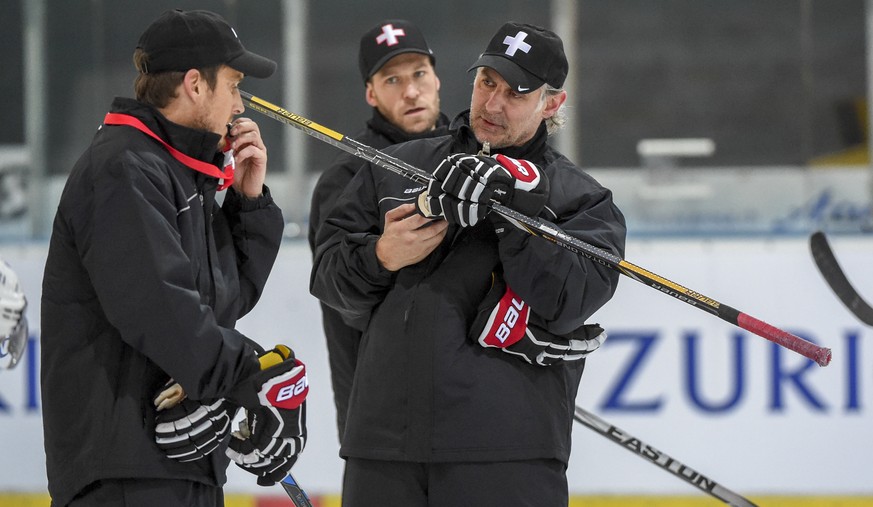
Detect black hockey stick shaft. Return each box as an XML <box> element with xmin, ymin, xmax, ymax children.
<box><xmin>574</xmin><ymin>406</ymin><xmax>758</xmax><ymax>507</ymax></box>
<box><xmin>810</xmin><ymin>231</ymin><xmax>873</xmax><ymax>326</ymax></box>
<box><xmin>241</xmin><ymin>91</ymin><xmax>831</xmax><ymax>366</ymax></box>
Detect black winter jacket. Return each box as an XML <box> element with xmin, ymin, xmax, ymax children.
<box><xmin>41</xmin><ymin>98</ymin><xmax>284</xmax><ymax>506</ymax></box>
<box><xmin>308</xmin><ymin>108</ymin><xmax>451</xmax><ymax>252</ymax></box>
<box><xmin>307</xmin><ymin>108</ymin><xmax>449</xmax><ymax>439</ymax></box>
<box><xmin>310</xmin><ymin>111</ymin><xmax>626</xmax><ymax>464</ymax></box>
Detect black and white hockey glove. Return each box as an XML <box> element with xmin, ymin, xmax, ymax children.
<box><xmin>469</xmin><ymin>274</ymin><xmax>606</xmax><ymax>366</ymax></box>
<box><xmin>153</xmin><ymin>382</ymin><xmax>236</xmax><ymax>462</ymax></box>
<box><xmin>418</xmin><ymin>153</ymin><xmax>549</xmax><ymax>227</ymax></box>
<box><xmin>418</xmin><ymin>191</ymin><xmax>486</xmax><ymax>227</ymax></box>
<box><xmin>0</xmin><ymin>258</ymin><xmax>27</xmax><ymax>370</ymax></box>
<box><xmin>226</xmin><ymin>345</ymin><xmax>308</xmax><ymax>486</ymax></box>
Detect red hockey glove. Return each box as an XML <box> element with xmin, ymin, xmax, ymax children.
<box><xmin>153</xmin><ymin>382</ymin><xmax>236</xmax><ymax>462</ymax></box>
<box><xmin>225</xmin><ymin>345</ymin><xmax>308</xmax><ymax>486</ymax></box>
<box><xmin>469</xmin><ymin>274</ymin><xmax>606</xmax><ymax>366</ymax></box>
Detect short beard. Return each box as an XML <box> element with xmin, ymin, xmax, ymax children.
<box><xmin>190</xmin><ymin>107</ymin><xmax>213</xmax><ymax>134</ymax></box>
<box><xmin>189</xmin><ymin>108</ymin><xmax>227</xmax><ymax>148</ymax></box>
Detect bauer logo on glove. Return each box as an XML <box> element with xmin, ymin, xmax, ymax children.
<box><xmin>478</xmin><ymin>282</ymin><xmax>529</xmax><ymax>348</ymax></box>
<box><xmin>470</xmin><ymin>272</ymin><xmax>607</xmax><ymax>366</ymax></box>
<box><xmin>262</xmin><ymin>364</ymin><xmax>308</xmax><ymax>410</ymax></box>
<box><xmin>493</xmin><ymin>154</ymin><xmax>541</xmax><ymax>190</ymax></box>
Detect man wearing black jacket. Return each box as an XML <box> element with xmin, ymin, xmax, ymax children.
<box><xmin>307</xmin><ymin>19</ymin><xmax>449</xmax><ymax>441</ymax></box>
<box><xmin>311</xmin><ymin>22</ymin><xmax>627</xmax><ymax>506</ymax></box>
<box><xmin>41</xmin><ymin>10</ymin><xmax>307</xmax><ymax>506</ymax></box>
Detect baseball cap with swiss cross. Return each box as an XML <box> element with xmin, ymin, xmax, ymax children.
<box><xmin>358</xmin><ymin>19</ymin><xmax>435</xmax><ymax>83</ymax></box>
<box><xmin>468</xmin><ymin>22</ymin><xmax>568</xmax><ymax>94</ymax></box>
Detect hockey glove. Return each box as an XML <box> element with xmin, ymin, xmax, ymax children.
<box><xmin>427</xmin><ymin>152</ymin><xmax>548</xmax><ymax>216</ymax></box>
<box><xmin>0</xmin><ymin>258</ymin><xmax>27</xmax><ymax>370</ymax></box>
<box><xmin>226</xmin><ymin>345</ymin><xmax>308</xmax><ymax>486</ymax></box>
<box><xmin>417</xmin><ymin>191</ymin><xmax>487</xmax><ymax>227</ymax></box>
<box><xmin>153</xmin><ymin>382</ymin><xmax>236</xmax><ymax>462</ymax></box>
<box><xmin>469</xmin><ymin>274</ymin><xmax>606</xmax><ymax>366</ymax></box>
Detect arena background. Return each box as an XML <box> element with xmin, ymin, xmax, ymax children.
<box><xmin>1</xmin><ymin>0</ymin><xmax>872</xmax><ymax>505</ymax></box>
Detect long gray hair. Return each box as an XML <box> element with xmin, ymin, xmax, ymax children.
<box><xmin>540</xmin><ymin>84</ymin><xmax>567</xmax><ymax>136</ymax></box>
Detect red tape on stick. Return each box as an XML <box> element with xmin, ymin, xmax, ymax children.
<box><xmin>737</xmin><ymin>313</ymin><xmax>832</xmax><ymax>366</ymax></box>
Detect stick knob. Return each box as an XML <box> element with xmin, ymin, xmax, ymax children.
<box><xmin>416</xmin><ymin>191</ymin><xmax>438</xmax><ymax>218</ymax></box>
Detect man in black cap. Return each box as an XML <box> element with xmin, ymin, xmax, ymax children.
<box><xmin>308</xmin><ymin>19</ymin><xmax>449</xmax><ymax>442</ymax></box>
<box><xmin>311</xmin><ymin>21</ymin><xmax>626</xmax><ymax>505</ymax></box>
<box><xmin>41</xmin><ymin>9</ymin><xmax>307</xmax><ymax>506</ymax></box>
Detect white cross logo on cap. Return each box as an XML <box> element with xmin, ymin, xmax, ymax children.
<box><xmin>502</xmin><ymin>31</ymin><xmax>531</xmax><ymax>57</ymax></box>
<box><xmin>376</xmin><ymin>24</ymin><xmax>406</xmax><ymax>46</ymax></box>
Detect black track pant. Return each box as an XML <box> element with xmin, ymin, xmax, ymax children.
<box><xmin>342</xmin><ymin>457</ymin><xmax>568</xmax><ymax>507</ymax></box>
<box><xmin>66</xmin><ymin>478</ymin><xmax>222</xmax><ymax>507</ymax></box>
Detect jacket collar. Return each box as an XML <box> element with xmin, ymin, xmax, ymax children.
<box><xmin>450</xmin><ymin>110</ymin><xmax>549</xmax><ymax>161</ymax></box>
<box><xmin>108</xmin><ymin>97</ymin><xmax>224</xmax><ymax>165</ymax></box>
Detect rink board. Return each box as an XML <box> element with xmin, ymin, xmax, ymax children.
<box><xmin>0</xmin><ymin>236</ymin><xmax>870</xmax><ymax>498</ymax></box>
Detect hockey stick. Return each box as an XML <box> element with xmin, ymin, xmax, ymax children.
<box><xmin>240</xmin><ymin>90</ymin><xmax>831</xmax><ymax>367</ymax></box>
<box><xmin>280</xmin><ymin>473</ymin><xmax>314</xmax><ymax>507</ymax></box>
<box><xmin>573</xmin><ymin>406</ymin><xmax>757</xmax><ymax>507</ymax></box>
<box><xmin>810</xmin><ymin>231</ymin><xmax>873</xmax><ymax>326</ymax></box>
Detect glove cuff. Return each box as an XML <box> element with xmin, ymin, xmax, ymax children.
<box><xmin>227</xmin><ymin>348</ymin><xmax>308</xmax><ymax>411</ymax></box>
<box><xmin>475</xmin><ymin>283</ymin><xmax>530</xmax><ymax>349</ymax></box>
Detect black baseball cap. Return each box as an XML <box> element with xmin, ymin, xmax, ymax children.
<box><xmin>137</xmin><ymin>9</ymin><xmax>276</xmax><ymax>78</ymax></box>
<box><xmin>468</xmin><ymin>22</ymin><xmax>568</xmax><ymax>94</ymax></box>
<box><xmin>359</xmin><ymin>19</ymin><xmax>435</xmax><ymax>83</ymax></box>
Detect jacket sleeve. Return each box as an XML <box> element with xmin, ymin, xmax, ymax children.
<box><xmin>309</xmin><ymin>164</ymin><xmax>395</xmax><ymax>328</ymax></box>
<box><xmin>75</xmin><ymin>158</ymin><xmax>262</xmax><ymax>400</ymax></box>
<box><xmin>308</xmin><ymin>153</ymin><xmax>362</xmax><ymax>254</ymax></box>
<box><xmin>495</xmin><ymin>161</ymin><xmax>627</xmax><ymax>336</ymax></box>
<box><xmin>221</xmin><ymin>185</ymin><xmax>285</xmax><ymax>317</ymax></box>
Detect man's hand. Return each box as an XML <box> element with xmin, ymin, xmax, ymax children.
<box><xmin>228</xmin><ymin>117</ymin><xmax>268</xmax><ymax>198</ymax></box>
<box><xmin>420</xmin><ymin>153</ymin><xmax>549</xmax><ymax>227</ymax></box>
<box><xmin>417</xmin><ymin>191</ymin><xmax>484</xmax><ymax>228</ymax></box>
<box><xmin>375</xmin><ymin>204</ymin><xmax>448</xmax><ymax>271</ymax></box>
<box><xmin>153</xmin><ymin>384</ymin><xmax>236</xmax><ymax>462</ymax></box>
<box><xmin>469</xmin><ymin>275</ymin><xmax>606</xmax><ymax>366</ymax></box>
<box><xmin>226</xmin><ymin>345</ymin><xmax>308</xmax><ymax>486</ymax></box>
